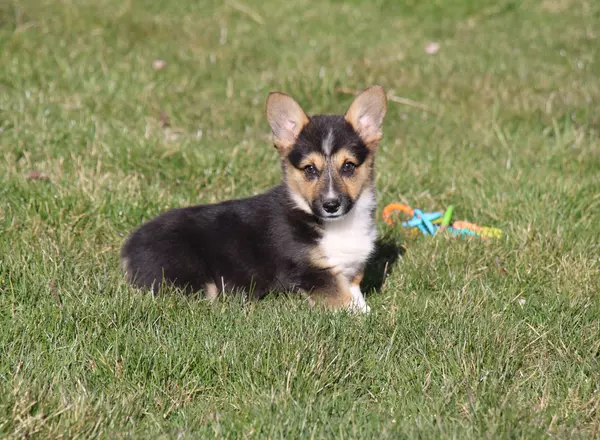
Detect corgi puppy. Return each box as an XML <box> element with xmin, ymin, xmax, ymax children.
<box><xmin>121</xmin><ymin>85</ymin><xmax>387</xmax><ymax>312</ymax></box>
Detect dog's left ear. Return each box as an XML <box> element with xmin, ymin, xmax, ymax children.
<box><xmin>266</xmin><ymin>92</ymin><xmax>309</xmax><ymax>152</ymax></box>
<box><xmin>345</xmin><ymin>85</ymin><xmax>388</xmax><ymax>148</ymax></box>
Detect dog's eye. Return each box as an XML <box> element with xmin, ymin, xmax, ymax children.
<box><xmin>341</xmin><ymin>161</ymin><xmax>356</xmax><ymax>176</ymax></box>
<box><xmin>303</xmin><ymin>165</ymin><xmax>319</xmax><ymax>179</ymax></box>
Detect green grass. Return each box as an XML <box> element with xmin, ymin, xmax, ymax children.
<box><xmin>1</xmin><ymin>0</ymin><xmax>600</xmax><ymax>437</ymax></box>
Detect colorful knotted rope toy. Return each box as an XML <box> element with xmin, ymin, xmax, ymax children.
<box><xmin>382</xmin><ymin>203</ymin><xmax>502</xmax><ymax>239</ymax></box>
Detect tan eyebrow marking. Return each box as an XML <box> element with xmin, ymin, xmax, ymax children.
<box><xmin>332</xmin><ymin>150</ymin><xmax>359</xmax><ymax>168</ymax></box>
<box><xmin>298</xmin><ymin>153</ymin><xmax>325</xmax><ymax>170</ymax></box>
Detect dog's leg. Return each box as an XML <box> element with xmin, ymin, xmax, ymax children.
<box><xmin>349</xmin><ymin>271</ymin><xmax>370</xmax><ymax>313</ymax></box>
<box><xmin>309</xmin><ymin>272</ymin><xmax>369</xmax><ymax>313</ymax></box>
<box><xmin>308</xmin><ymin>272</ymin><xmax>352</xmax><ymax>310</ymax></box>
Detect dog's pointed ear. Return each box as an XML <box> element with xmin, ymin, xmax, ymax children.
<box><xmin>345</xmin><ymin>85</ymin><xmax>387</xmax><ymax>148</ymax></box>
<box><xmin>266</xmin><ymin>92</ymin><xmax>309</xmax><ymax>152</ymax></box>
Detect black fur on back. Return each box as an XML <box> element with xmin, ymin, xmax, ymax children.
<box><xmin>121</xmin><ymin>185</ymin><xmax>331</xmax><ymax>297</ymax></box>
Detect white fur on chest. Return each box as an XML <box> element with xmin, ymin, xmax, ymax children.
<box><xmin>318</xmin><ymin>189</ymin><xmax>377</xmax><ymax>280</ymax></box>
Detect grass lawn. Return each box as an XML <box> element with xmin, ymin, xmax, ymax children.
<box><xmin>1</xmin><ymin>0</ymin><xmax>599</xmax><ymax>437</ymax></box>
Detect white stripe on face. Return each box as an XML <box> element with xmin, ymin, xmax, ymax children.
<box><xmin>322</xmin><ymin>129</ymin><xmax>334</xmax><ymax>156</ymax></box>
<box><xmin>326</xmin><ymin>165</ymin><xmax>336</xmax><ymax>199</ymax></box>
<box><xmin>322</xmin><ymin>129</ymin><xmax>337</xmax><ymax>199</ymax></box>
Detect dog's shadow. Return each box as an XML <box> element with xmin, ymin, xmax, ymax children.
<box><xmin>362</xmin><ymin>238</ymin><xmax>405</xmax><ymax>295</ymax></box>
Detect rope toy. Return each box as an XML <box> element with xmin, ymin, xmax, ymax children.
<box><xmin>382</xmin><ymin>203</ymin><xmax>502</xmax><ymax>239</ymax></box>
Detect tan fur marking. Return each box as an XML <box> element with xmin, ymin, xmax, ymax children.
<box><xmin>309</xmin><ymin>247</ymin><xmax>342</xmax><ymax>276</ymax></box>
<box><xmin>284</xmin><ymin>153</ymin><xmax>325</xmax><ymax>210</ymax></box>
<box><xmin>332</xmin><ymin>151</ymin><xmax>360</xmax><ymax>168</ymax></box>
<box><xmin>298</xmin><ymin>153</ymin><xmax>325</xmax><ymax>170</ymax></box>
<box><xmin>351</xmin><ymin>271</ymin><xmax>364</xmax><ymax>287</ymax></box>
<box><xmin>285</xmin><ymin>165</ymin><xmax>320</xmax><ymax>209</ymax></box>
<box><xmin>308</xmin><ymin>273</ymin><xmax>354</xmax><ymax>310</ymax></box>
<box><xmin>332</xmin><ymin>151</ymin><xmax>374</xmax><ymax>201</ymax></box>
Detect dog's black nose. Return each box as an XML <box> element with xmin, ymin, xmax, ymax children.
<box><xmin>322</xmin><ymin>199</ymin><xmax>341</xmax><ymax>213</ymax></box>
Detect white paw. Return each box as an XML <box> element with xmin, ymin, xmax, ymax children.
<box><xmin>348</xmin><ymin>297</ymin><xmax>371</xmax><ymax>314</ymax></box>
<box><xmin>349</xmin><ymin>285</ymin><xmax>370</xmax><ymax>313</ymax></box>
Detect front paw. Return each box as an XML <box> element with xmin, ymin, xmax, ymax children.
<box><xmin>348</xmin><ymin>298</ymin><xmax>371</xmax><ymax>314</ymax></box>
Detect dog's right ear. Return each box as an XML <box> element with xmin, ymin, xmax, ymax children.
<box><xmin>266</xmin><ymin>92</ymin><xmax>309</xmax><ymax>152</ymax></box>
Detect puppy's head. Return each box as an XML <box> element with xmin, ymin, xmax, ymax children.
<box><xmin>266</xmin><ymin>86</ymin><xmax>387</xmax><ymax>220</ymax></box>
